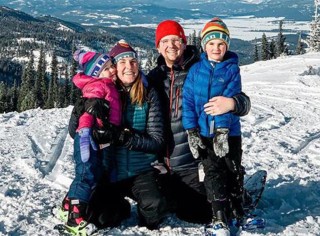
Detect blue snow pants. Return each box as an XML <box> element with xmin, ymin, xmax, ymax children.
<box><xmin>67</xmin><ymin>132</ymin><xmax>102</xmax><ymax>203</ymax></box>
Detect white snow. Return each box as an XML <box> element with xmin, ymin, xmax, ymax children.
<box><xmin>1</xmin><ymin>52</ymin><xmax>320</xmax><ymax>235</ymax></box>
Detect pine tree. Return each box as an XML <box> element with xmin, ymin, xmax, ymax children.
<box><xmin>253</xmin><ymin>42</ymin><xmax>259</xmax><ymax>62</ymax></box>
<box><xmin>46</xmin><ymin>51</ymin><xmax>59</xmax><ymax>108</ymax></box>
<box><xmin>35</xmin><ymin>46</ymin><xmax>47</xmax><ymax>108</ymax></box>
<box><xmin>261</xmin><ymin>33</ymin><xmax>269</xmax><ymax>61</ymax></box>
<box><xmin>70</xmin><ymin>43</ymin><xmax>80</xmax><ymax>105</ymax></box>
<box><xmin>269</xmin><ymin>39</ymin><xmax>276</xmax><ymax>59</ymax></box>
<box><xmin>296</xmin><ymin>32</ymin><xmax>305</xmax><ymax>54</ymax></box>
<box><xmin>8</xmin><ymin>80</ymin><xmax>18</xmax><ymax>112</ymax></box>
<box><xmin>18</xmin><ymin>52</ymin><xmax>36</xmax><ymax>111</ymax></box>
<box><xmin>63</xmin><ymin>64</ymin><xmax>71</xmax><ymax>107</ymax></box>
<box><xmin>0</xmin><ymin>82</ymin><xmax>7</xmax><ymax>113</ymax></box>
<box><xmin>307</xmin><ymin>0</ymin><xmax>320</xmax><ymax>51</ymax></box>
<box><xmin>276</xmin><ymin>20</ymin><xmax>287</xmax><ymax>56</ymax></box>
<box><xmin>144</xmin><ymin>49</ymin><xmax>158</xmax><ymax>74</ymax></box>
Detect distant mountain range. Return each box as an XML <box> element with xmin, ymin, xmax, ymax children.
<box><xmin>0</xmin><ymin>0</ymin><xmax>313</xmax><ymax>27</ymax></box>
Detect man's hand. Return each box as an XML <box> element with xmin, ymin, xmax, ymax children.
<box><xmin>204</xmin><ymin>96</ymin><xmax>235</xmax><ymax>116</ymax></box>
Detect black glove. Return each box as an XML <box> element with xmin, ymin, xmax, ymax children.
<box><xmin>213</xmin><ymin>128</ymin><xmax>229</xmax><ymax>158</ymax></box>
<box><xmin>92</xmin><ymin>126</ymin><xmax>113</xmax><ymax>144</ymax></box>
<box><xmin>187</xmin><ymin>128</ymin><xmax>206</xmax><ymax>159</ymax></box>
<box><xmin>113</xmin><ymin>127</ymin><xmax>132</xmax><ymax>147</ymax></box>
<box><xmin>84</xmin><ymin>98</ymin><xmax>110</xmax><ymax>126</ymax></box>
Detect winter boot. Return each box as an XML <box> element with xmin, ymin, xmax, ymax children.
<box><xmin>65</xmin><ymin>199</ymin><xmax>97</xmax><ymax>236</ymax></box>
<box><xmin>205</xmin><ymin>211</ymin><xmax>230</xmax><ymax>236</ymax></box>
<box><xmin>51</xmin><ymin>195</ymin><xmax>70</xmax><ymax>223</ymax></box>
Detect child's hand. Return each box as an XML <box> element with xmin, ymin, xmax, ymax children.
<box><xmin>187</xmin><ymin>128</ymin><xmax>206</xmax><ymax>159</ymax></box>
<box><xmin>213</xmin><ymin>128</ymin><xmax>229</xmax><ymax>157</ymax></box>
<box><xmin>79</xmin><ymin>128</ymin><xmax>97</xmax><ymax>162</ymax></box>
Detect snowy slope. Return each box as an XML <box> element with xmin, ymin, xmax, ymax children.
<box><xmin>0</xmin><ymin>52</ymin><xmax>320</xmax><ymax>235</ymax></box>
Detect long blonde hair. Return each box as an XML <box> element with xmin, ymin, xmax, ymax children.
<box><xmin>129</xmin><ymin>72</ymin><xmax>146</xmax><ymax>106</ymax></box>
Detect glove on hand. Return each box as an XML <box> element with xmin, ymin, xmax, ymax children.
<box><xmin>79</xmin><ymin>128</ymin><xmax>97</xmax><ymax>163</ymax></box>
<box><xmin>114</xmin><ymin>127</ymin><xmax>132</xmax><ymax>147</ymax></box>
<box><xmin>187</xmin><ymin>128</ymin><xmax>206</xmax><ymax>159</ymax></box>
<box><xmin>92</xmin><ymin>125</ymin><xmax>113</xmax><ymax>144</ymax></box>
<box><xmin>213</xmin><ymin>128</ymin><xmax>229</xmax><ymax>158</ymax></box>
<box><xmin>84</xmin><ymin>98</ymin><xmax>110</xmax><ymax>126</ymax></box>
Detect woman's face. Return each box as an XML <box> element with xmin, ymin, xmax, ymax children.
<box><xmin>116</xmin><ymin>57</ymin><xmax>139</xmax><ymax>85</ymax></box>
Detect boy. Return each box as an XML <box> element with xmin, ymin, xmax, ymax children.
<box><xmin>182</xmin><ymin>17</ymin><xmax>244</xmax><ymax>236</ymax></box>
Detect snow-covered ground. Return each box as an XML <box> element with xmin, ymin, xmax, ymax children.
<box><xmin>0</xmin><ymin>52</ymin><xmax>320</xmax><ymax>235</ymax></box>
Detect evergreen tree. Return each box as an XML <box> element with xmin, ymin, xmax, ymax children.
<box><xmin>35</xmin><ymin>46</ymin><xmax>47</xmax><ymax>108</ymax></box>
<box><xmin>0</xmin><ymin>82</ymin><xmax>7</xmax><ymax>113</ymax></box>
<box><xmin>144</xmin><ymin>49</ymin><xmax>158</xmax><ymax>74</ymax></box>
<box><xmin>261</xmin><ymin>33</ymin><xmax>269</xmax><ymax>61</ymax></box>
<box><xmin>18</xmin><ymin>52</ymin><xmax>36</xmax><ymax>111</ymax></box>
<box><xmin>46</xmin><ymin>51</ymin><xmax>59</xmax><ymax>108</ymax></box>
<box><xmin>296</xmin><ymin>32</ymin><xmax>305</xmax><ymax>54</ymax></box>
<box><xmin>63</xmin><ymin>64</ymin><xmax>71</xmax><ymax>107</ymax></box>
<box><xmin>8</xmin><ymin>80</ymin><xmax>18</xmax><ymax>112</ymax></box>
<box><xmin>276</xmin><ymin>20</ymin><xmax>287</xmax><ymax>56</ymax></box>
<box><xmin>253</xmin><ymin>43</ymin><xmax>259</xmax><ymax>62</ymax></box>
<box><xmin>269</xmin><ymin>39</ymin><xmax>277</xmax><ymax>59</ymax></box>
<box><xmin>307</xmin><ymin>0</ymin><xmax>320</xmax><ymax>51</ymax></box>
<box><xmin>70</xmin><ymin>43</ymin><xmax>80</xmax><ymax>105</ymax></box>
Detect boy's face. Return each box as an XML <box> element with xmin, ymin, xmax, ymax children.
<box><xmin>99</xmin><ymin>60</ymin><xmax>116</xmax><ymax>79</ymax></box>
<box><xmin>205</xmin><ymin>39</ymin><xmax>227</xmax><ymax>62</ymax></box>
<box><xmin>157</xmin><ymin>35</ymin><xmax>186</xmax><ymax>68</ymax></box>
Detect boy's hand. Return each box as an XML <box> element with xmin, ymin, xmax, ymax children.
<box><xmin>213</xmin><ymin>128</ymin><xmax>229</xmax><ymax>157</ymax></box>
<box><xmin>187</xmin><ymin>128</ymin><xmax>206</xmax><ymax>159</ymax></box>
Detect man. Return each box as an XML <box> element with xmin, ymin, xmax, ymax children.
<box><xmin>147</xmin><ymin>20</ymin><xmax>250</xmax><ymax>224</ymax></box>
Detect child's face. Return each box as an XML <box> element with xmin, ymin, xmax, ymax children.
<box><xmin>99</xmin><ymin>60</ymin><xmax>117</xmax><ymax>79</ymax></box>
<box><xmin>205</xmin><ymin>39</ymin><xmax>227</xmax><ymax>62</ymax></box>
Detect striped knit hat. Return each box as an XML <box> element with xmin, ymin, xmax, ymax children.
<box><xmin>109</xmin><ymin>39</ymin><xmax>138</xmax><ymax>63</ymax></box>
<box><xmin>200</xmin><ymin>17</ymin><xmax>230</xmax><ymax>50</ymax></box>
<box><xmin>73</xmin><ymin>50</ymin><xmax>110</xmax><ymax>77</ymax></box>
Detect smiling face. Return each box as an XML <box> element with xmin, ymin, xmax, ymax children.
<box><xmin>99</xmin><ymin>60</ymin><xmax>117</xmax><ymax>80</ymax></box>
<box><xmin>157</xmin><ymin>35</ymin><xmax>186</xmax><ymax>68</ymax></box>
<box><xmin>116</xmin><ymin>57</ymin><xmax>139</xmax><ymax>85</ymax></box>
<box><xmin>205</xmin><ymin>38</ymin><xmax>227</xmax><ymax>62</ymax></box>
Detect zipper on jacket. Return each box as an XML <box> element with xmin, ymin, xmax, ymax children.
<box><xmin>169</xmin><ymin>69</ymin><xmax>175</xmax><ymax>118</ymax></box>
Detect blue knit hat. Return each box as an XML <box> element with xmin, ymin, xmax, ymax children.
<box><xmin>73</xmin><ymin>49</ymin><xmax>111</xmax><ymax>77</ymax></box>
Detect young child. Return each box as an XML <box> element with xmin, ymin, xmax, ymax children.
<box><xmin>182</xmin><ymin>17</ymin><xmax>244</xmax><ymax>236</ymax></box>
<box><xmin>59</xmin><ymin>50</ymin><xmax>121</xmax><ymax>235</ymax></box>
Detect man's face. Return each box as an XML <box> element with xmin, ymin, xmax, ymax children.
<box><xmin>157</xmin><ymin>35</ymin><xmax>186</xmax><ymax>68</ymax></box>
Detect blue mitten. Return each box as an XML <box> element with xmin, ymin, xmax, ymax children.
<box><xmin>79</xmin><ymin>128</ymin><xmax>97</xmax><ymax>163</ymax></box>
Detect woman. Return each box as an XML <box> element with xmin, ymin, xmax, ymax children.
<box><xmin>71</xmin><ymin>39</ymin><xmax>168</xmax><ymax>232</ymax></box>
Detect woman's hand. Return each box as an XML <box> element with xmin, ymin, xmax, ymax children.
<box><xmin>203</xmin><ymin>96</ymin><xmax>235</xmax><ymax>116</ymax></box>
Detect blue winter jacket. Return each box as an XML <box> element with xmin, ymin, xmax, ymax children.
<box><xmin>182</xmin><ymin>51</ymin><xmax>241</xmax><ymax>138</ymax></box>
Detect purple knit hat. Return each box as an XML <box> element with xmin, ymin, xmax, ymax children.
<box><xmin>73</xmin><ymin>49</ymin><xmax>110</xmax><ymax>77</ymax></box>
<box><xmin>109</xmin><ymin>39</ymin><xmax>138</xmax><ymax>63</ymax></box>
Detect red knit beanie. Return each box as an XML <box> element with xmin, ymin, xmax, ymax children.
<box><xmin>109</xmin><ymin>39</ymin><xmax>138</xmax><ymax>63</ymax></box>
<box><xmin>155</xmin><ymin>20</ymin><xmax>187</xmax><ymax>47</ymax></box>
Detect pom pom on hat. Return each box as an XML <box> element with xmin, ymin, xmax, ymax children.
<box><xmin>155</xmin><ymin>20</ymin><xmax>187</xmax><ymax>47</ymax></box>
<box><xmin>109</xmin><ymin>39</ymin><xmax>138</xmax><ymax>63</ymax></box>
<box><xmin>200</xmin><ymin>17</ymin><xmax>230</xmax><ymax>50</ymax></box>
<box><xmin>73</xmin><ymin>50</ymin><xmax>110</xmax><ymax>77</ymax></box>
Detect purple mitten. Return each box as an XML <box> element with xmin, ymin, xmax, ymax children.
<box><xmin>78</xmin><ymin>128</ymin><xmax>97</xmax><ymax>163</ymax></box>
